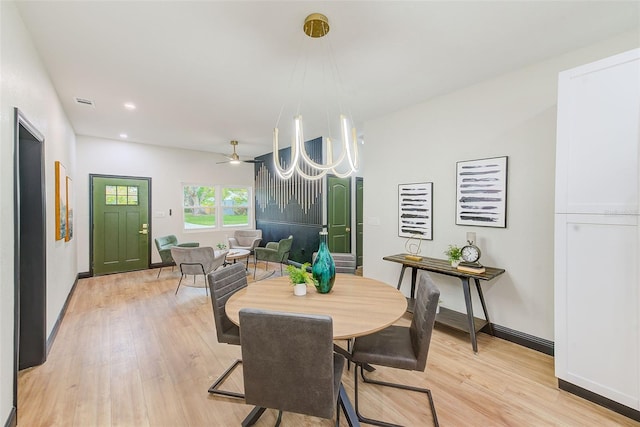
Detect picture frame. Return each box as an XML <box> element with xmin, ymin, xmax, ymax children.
<box><xmin>398</xmin><ymin>182</ymin><xmax>433</xmax><ymax>240</ymax></box>
<box><xmin>65</xmin><ymin>176</ymin><xmax>73</xmax><ymax>241</ymax></box>
<box><xmin>55</xmin><ymin>161</ymin><xmax>67</xmax><ymax>240</ymax></box>
<box><xmin>456</xmin><ymin>156</ymin><xmax>508</xmax><ymax>228</ymax></box>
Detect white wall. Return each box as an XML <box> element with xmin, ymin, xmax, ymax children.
<box><xmin>0</xmin><ymin>1</ymin><xmax>78</xmax><ymax>423</ymax></box>
<box><xmin>76</xmin><ymin>136</ymin><xmax>256</xmax><ymax>272</ymax></box>
<box><xmin>362</xmin><ymin>31</ymin><xmax>639</xmax><ymax>341</ymax></box>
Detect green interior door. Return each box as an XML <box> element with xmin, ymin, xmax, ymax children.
<box><xmin>327</xmin><ymin>176</ymin><xmax>351</xmax><ymax>253</ymax></box>
<box><xmin>356</xmin><ymin>177</ymin><xmax>363</xmax><ymax>266</ymax></box>
<box><xmin>92</xmin><ymin>176</ymin><xmax>150</xmax><ymax>275</ymax></box>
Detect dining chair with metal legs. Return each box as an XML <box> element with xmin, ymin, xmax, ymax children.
<box><xmin>206</xmin><ymin>263</ymin><xmax>247</xmax><ymax>398</ymax></box>
<box><xmin>351</xmin><ymin>273</ymin><xmax>440</xmax><ymax>427</ymax></box>
<box><xmin>239</xmin><ymin>308</ymin><xmax>348</xmax><ymax>426</ymax></box>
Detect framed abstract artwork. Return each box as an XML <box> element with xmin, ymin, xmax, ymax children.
<box><xmin>398</xmin><ymin>182</ymin><xmax>433</xmax><ymax>239</ymax></box>
<box><xmin>55</xmin><ymin>161</ymin><xmax>67</xmax><ymax>240</ymax></box>
<box><xmin>65</xmin><ymin>176</ymin><xmax>73</xmax><ymax>241</ymax></box>
<box><xmin>456</xmin><ymin>156</ymin><xmax>508</xmax><ymax>228</ymax></box>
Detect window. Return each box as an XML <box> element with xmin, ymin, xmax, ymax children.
<box><xmin>183</xmin><ymin>185</ymin><xmax>216</xmax><ymax>230</ymax></box>
<box><xmin>222</xmin><ymin>187</ymin><xmax>250</xmax><ymax>227</ymax></box>
<box><xmin>106</xmin><ymin>185</ymin><xmax>138</xmax><ymax>205</ymax></box>
<box><xmin>182</xmin><ymin>184</ymin><xmax>252</xmax><ymax>231</ymax></box>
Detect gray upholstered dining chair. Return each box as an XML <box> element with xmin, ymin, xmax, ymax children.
<box><xmin>351</xmin><ymin>273</ymin><xmax>440</xmax><ymax>427</ymax></box>
<box><xmin>312</xmin><ymin>252</ymin><xmax>357</xmax><ymax>274</ymax></box>
<box><xmin>171</xmin><ymin>246</ymin><xmax>226</xmax><ymax>295</ymax></box>
<box><xmin>206</xmin><ymin>263</ymin><xmax>247</xmax><ymax>398</ymax></box>
<box><xmin>239</xmin><ymin>308</ymin><xmax>347</xmax><ymax>426</ymax></box>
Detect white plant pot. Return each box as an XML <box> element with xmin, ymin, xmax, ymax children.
<box><xmin>451</xmin><ymin>260</ymin><xmax>460</xmax><ymax>267</ymax></box>
<box><xmin>293</xmin><ymin>283</ymin><xmax>307</xmax><ymax>296</ymax></box>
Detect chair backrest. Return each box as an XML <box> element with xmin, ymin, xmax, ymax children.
<box><xmin>155</xmin><ymin>235</ymin><xmax>178</xmax><ymax>251</ymax></box>
<box><xmin>277</xmin><ymin>235</ymin><xmax>293</xmax><ymax>258</ymax></box>
<box><xmin>171</xmin><ymin>246</ymin><xmax>225</xmax><ymax>276</ymax></box>
<box><xmin>312</xmin><ymin>252</ymin><xmax>356</xmax><ymax>274</ymax></box>
<box><xmin>410</xmin><ymin>273</ymin><xmax>440</xmax><ymax>372</ymax></box>
<box><xmin>155</xmin><ymin>235</ymin><xmax>178</xmax><ymax>263</ymax></box>
<box><xmin>240</xmin><ymin>308</ymin><xmax>342</xmax><ymax>419</ymax></box>
<box><xmin>232</xmin><ymin>230</ymin><xmax>262</xmax><ymax>247</ymax></box>
<box><xmin>207</xmin><ymin>263</ymin><xmax>247</xmax><ymax>345</ymax></box>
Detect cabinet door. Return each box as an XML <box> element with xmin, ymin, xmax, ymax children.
<box><xmin>555</xmin><ymin>48</ymin><xmax>640</xmax><ymax>215</ymax></box>
<box><xmin>555</xmin><ymin>214</ymin><xmax>639</xmax><ymax>408</ymax></box>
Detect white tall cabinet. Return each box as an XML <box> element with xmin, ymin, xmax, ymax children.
<box><xmin>555</xmin><ymin>48</ymin><xmax>640</xmax><ymax>413</ymax></box>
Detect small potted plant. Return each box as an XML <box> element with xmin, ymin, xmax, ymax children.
<box><xmin>216</xmin><ymin>243</ymin><xmax>227</xmax><ymax>250</ymax></box>
<box><xmin>444</xmin><ymin>245</ymin><xmax>462</xmax><ymax>267</ymax></box>
<box><xmin>286</xmin><ymin>263</ymin><xmax>316</xmax><ymax>296</ymax></box>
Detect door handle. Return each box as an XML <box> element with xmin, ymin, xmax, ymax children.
<box><xmin>139</xmin><ymin>230</ymin><xmax>148</xmax><ymax>235</ymax></box>
<box><xmin>345</xmin><ymin>227</ymin><xmax>351</xmax><ymax>232</ymax></box>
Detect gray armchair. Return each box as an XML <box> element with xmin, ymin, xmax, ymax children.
<box><xmin>239</xmin><ymin>308</ymin><xmax>347</xmax><ymax>426</ymax></box>
<box><xmin>228</xmin><ymin>229</ymin><xmax>262</xmax><ymax>253</ymax></box>
<box><xmin>351</xmin><ymin>273</ymin><xmax>440</xmax><ymax>426</ymax></box>
<box><xmin>154</xmin><ymin>234</ymin><xmax>199</xmax><ymax>278</ymax></box>
<box><xmin>170</xmin><ymin>246</ymin><xmax>226</xmax><ymax>295</ymax></box>
<box><xmin>253</xmin><ymin>235</ymin><xmax>293</xmax><ymax>278</ymax></box>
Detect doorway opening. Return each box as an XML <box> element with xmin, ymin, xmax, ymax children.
<box><xmin>13</xmin><ymin>108</ymin><xmax>47</xmax><ymax>414</ymax></box>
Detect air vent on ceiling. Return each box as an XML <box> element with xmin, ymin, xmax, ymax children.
<box><xmin>74</xmin><ymin>97</ymin><xmax>95</xmax><ymax>107</ymax></box>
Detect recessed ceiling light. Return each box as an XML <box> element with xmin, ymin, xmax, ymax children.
<box><xmin>124</xmin><ymin>102</ymin><xmax>136</xmax><ymax>110</ymax></box>
<box><xmin>119</xmin><ymin>133</ymin><xmax>128</xmax><ymax>139</ymax></box>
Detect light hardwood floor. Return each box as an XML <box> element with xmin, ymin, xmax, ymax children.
<box><xmin>18</xmin><ymin>267</ymin><xmax>638</xmax><ymax>426</ymax></box>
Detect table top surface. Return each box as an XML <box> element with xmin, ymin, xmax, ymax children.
<box><xmin>383</xmin><ymin>254</ymin><xmax>506</xmax><ymax>281</ymax></box>
<box><xmin>226</xmin><ymin>274</ymin><xmax>407</xmax><ymax>340</ymax></box>
<box><xmin>226</xmin><ymin>249</ymin><xmax>250</xmax><ymax>259</ymax></box>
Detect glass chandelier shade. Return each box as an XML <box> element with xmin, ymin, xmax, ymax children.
<box><xmin>273</xmin><ymin>13</ymin><xmax>360</xmax><ymax>181</ymax></box>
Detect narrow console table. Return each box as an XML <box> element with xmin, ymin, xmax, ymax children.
<box><xmin>383</xmin><ymin>254</ymin><xmax>505</xmax><ymax>353</ymax></box>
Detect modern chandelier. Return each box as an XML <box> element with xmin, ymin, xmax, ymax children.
<box><xmin>273</xmin><ymin>13</ymin><xmax>360</xmax><ymax>181</ymax></box>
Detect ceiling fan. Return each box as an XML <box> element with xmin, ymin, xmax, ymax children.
<box><xmin>216</xmin><ymin>140</ymin><xmax>262</xmax><ymax>164</ymax></box>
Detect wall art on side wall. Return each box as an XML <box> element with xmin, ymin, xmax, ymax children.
<box><xmin>65</xmin><ymin>176</ymin><xmax>73</xmax><ymax>241</ymax></box>
<box><xmin>55</xmin><ymin>160</ymin><xmax>67</xmax><ymax>240</ymax></box>
<box><xmin>398</xmin><ymin>182</ymin><xmax>433</xmax><ymax>239</ymax></box>
<box><xmin>456</xmin><ymin>156</ymin><xmax>508</xmax><ymax>228</ymax></box>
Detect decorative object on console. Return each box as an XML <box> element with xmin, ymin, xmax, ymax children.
<box><xmin>444</xmin><ymin>245</ymin><xmax>462</xmax><ymax>267</ymax></box>
<box><xmin>404</xmin><ymin>235</ymin><xmax>423</xmax><ymax>261</ymax></box>
<box><xmin>272</xmin><ymin>13</ymin><xmax>359</xmax><ymax>181</ymax></box>
<box><xmin>398</xmin><ymin>182</ymin><xmax>433</xmax><ymax>240</ymax></box>
<box><xmin>312</xmin><ymin>230</ymin><xmax>336</xmax><ymax>293</ymax></box>
<box><xmin>458</xmin><ymin>231</ymin><xmax>485</xmax><ymax>273</ymax></box>
<box><xmin>456</xmin><ymin>156</ymin><xmax>508</xmax><ymax>228</ymax></box>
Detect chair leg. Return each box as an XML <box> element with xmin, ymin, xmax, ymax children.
<box><xmin>175</xmin><ymin>274</ymin><xmax>184</xmax><ymax>295</ymax></box>
<box><xmin>157</xmin><ymin>267</ymin><xmax>162</xmax><ymax>279</ymax></box>
<box><xmin>354</xmin><ymin>364</ymin><xmax>438</xmax><ymax>427</ymax></box>
<box><xmin>208</xmin><ymin>359</ymin><xmax>244</xmax><ymax>399</ymax></box>
<box><xmin>241</xmin><ymin>406</ymin><xmax>266</xmax><ymax>427</ymax></box>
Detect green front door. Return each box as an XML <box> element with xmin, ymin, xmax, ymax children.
<box><xmin>92</xmin><ymin>176</ymin><xmax>150</xmax><ymax>275</ymax></box>
<box><xmin>327</xmin><ymin>176</ymin><xmax>351</xmax><ymax>253</ymax></box>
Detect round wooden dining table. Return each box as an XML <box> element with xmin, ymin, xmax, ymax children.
<box><xmin>225</xmin><ymin>274</ymin><xmax>407</xmax><ymax>340</ymax></box>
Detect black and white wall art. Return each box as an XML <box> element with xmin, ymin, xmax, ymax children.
<box><xmin>398</xmin><ymin>182</ymin><xmax>433</xmax><ymax>239</ymax></box>
<box><xmin>456</xmin><ymin>156</ymin><xmax>508</xmax><ymax>228</ymax></box>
